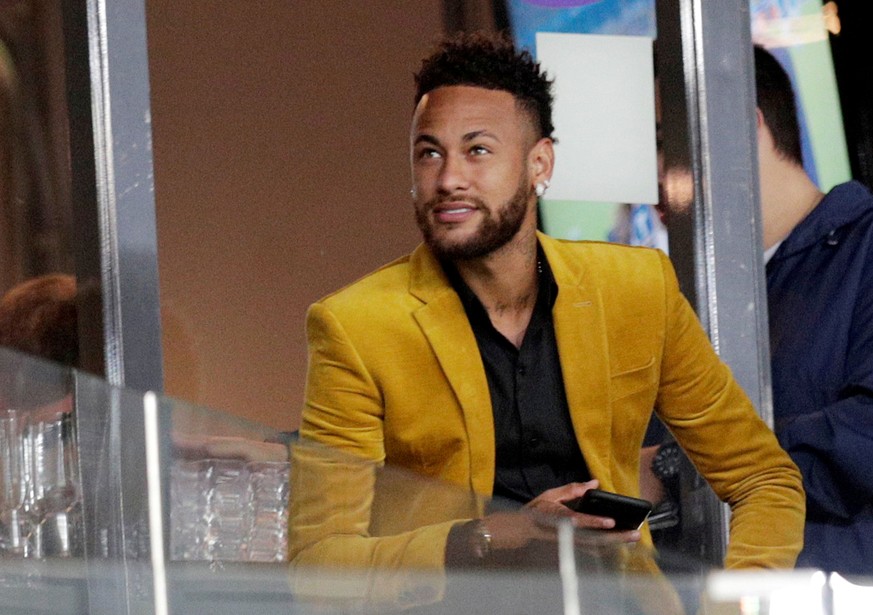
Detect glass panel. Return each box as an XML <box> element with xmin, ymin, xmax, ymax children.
<box><xmin>282</xmin><ymin>437</ymin><xmax>666</xmax><ymax>614</ymax></box>
<box><xmin>0</xmin><ymin>347</ymin><xmax>87</xmax><ymax>612</ymax></box>
<box><xmin>0</xmin><ymin>346</ymin><xmax>871</xmax><ymax>613</ymax></box>
<box><xmin>0</xmin><ymin>347</ymin><xmax>78</xmax><ymax>560</ymax></box>
<box><xmin>164</xmin><ymin>395</ymin><xmax>287</xmax><ymax>565</ymax></box>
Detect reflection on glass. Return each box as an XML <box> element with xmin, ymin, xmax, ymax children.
<box><xmin>0</xmin><ymin>342</ymin><xmax>79</xmax><ymax>560</ymax></box>
<box><xmin>169</xmin><ymin>457</ymin><xmax>291</xmax><ymax>563</ymax></box>
<box><xmin>246</xmin><ymin>460</ymin><xmax>290</xmax><ymax>563</ymax></box>
<box><xmin>0</xmin><ymin>347</ymin><xmax>871</xmax><ymax>614</ymax></box>
<box><xmin>203</xmin><ymin>459</ymin><xmax>249</xmax><ymax>561</ymax></box>
<box><xmin>0</xmin><ymin>408</ymin><xmax>26</xmax><ymax>555</ymax></box>
<box><xmin>706</xmin><ymin>569</ymin><xmax>829</xmax><ymax>615</ymax></box>
<box><xmin>169</xmin><ymin>458</ymin><xmax>209</xmax><ymax>561</ymax></box>
<box><xmin>25</xmin><ymin>410</ymin><xmax>81</xmax><ymax>557</ymax></box>
<box><xmin>830</xmin><ymin>573</ymin><xmax>873</xmax><ymax>615</ymax></box>
<box><xmin>286</xmin><ymin>437</ymin><xmax>685</xmax><ymax>613</ymax></box>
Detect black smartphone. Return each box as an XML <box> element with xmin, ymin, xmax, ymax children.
<box><xmin>564</xmin><ymin>489</ymin><xmax>653</xmax><ymax>531</ymax></box>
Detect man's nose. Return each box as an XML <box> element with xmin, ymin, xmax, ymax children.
<box><xmin>437</xmin><ymin>153</ymin><xmax>470</xmax><ymax>194</ymax></box>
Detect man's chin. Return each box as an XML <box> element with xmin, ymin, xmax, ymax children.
<box><xmin>428</xmin><ymin>237</ymin><xmax>503</xmax><ymax>262</ymax></box>
<box><xmin>424</xmin><ymin>228</ymin><xmax>480</xmax><ymax>258</ymax></box>
<box><xmin>428</xmin><ymin>243</ymin><xmax>469</xmax><ymax>261</ymax></box>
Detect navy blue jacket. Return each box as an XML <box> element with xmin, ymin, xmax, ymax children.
<box><xmin>767</xmin><ymin>180</ymin><xmax>873</xmax><ymax>575</ymax></box>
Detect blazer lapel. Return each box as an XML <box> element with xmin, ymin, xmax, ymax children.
<box><xmin>408</xmin><ymin>246</ymin><xmax>496</xmax><ymax>495</ymax></box>
<box><xmin>542</xmin><ymin>236</ymin><xmax>613</xmax><ymax>485</ymax></box>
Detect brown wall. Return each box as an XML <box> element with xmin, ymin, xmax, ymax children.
<box><xmin>147</xmin><ymin>2</ymin><xmax>444</xmax><ymax>430</ymax></box>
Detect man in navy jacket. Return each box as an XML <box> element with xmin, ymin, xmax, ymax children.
<box><xmin>756</xmin><ymin>45</ymin><xmax>873</xmax><ymax>576</ymax></box>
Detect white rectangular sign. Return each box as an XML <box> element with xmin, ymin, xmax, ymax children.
<box><xmin>536</xmin><ymin>32</ymin><xmax>658</xmax><ymax>204</ymax></box>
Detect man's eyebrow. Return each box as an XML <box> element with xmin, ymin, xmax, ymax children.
<box><xmin>463</xmin><ymin>130</ymin><xmax>499</xmax><ymax>142</ymax></box>
<box><xmin>413</xmin><ymin>130</ymin><xmax>500</xmax><ymax>147</ymax></box>
<box><xmin>413</xmin><ymin>134</ymin><xmax>441</xmax><ymax>147</ymax></box>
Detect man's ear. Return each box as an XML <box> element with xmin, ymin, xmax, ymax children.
<box><xmin>755</xmin><ymin>108</ymin><xmax>766</xmax><ymax>132</ymax></box>
<box><xmin>529</xmin><ymin>137</ymin><xmax>555</xmax><ymax>186</ymax></box>
<box><xmin>756</xmin><ymin>108</ymin><xmax>775</xmax><ymax>151</ymax></box>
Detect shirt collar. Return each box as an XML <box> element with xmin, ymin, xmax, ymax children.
<box><xmin>442</xmin><ymin>243</ymin><xmax>559</xmax><ymax>322</ymax></box>
<box><xmin>763</xmin><ymin>240</ymin><xmax>782</xmax><ymax>264</ymax></box>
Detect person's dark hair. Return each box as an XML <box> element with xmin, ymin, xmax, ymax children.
<box><xmin>754</xmin><ymin>45</ymin><xmax>803</xmax><ymax>166</ymax></box>
<box><xmin>414</xmin><ymin>32</ymin><xmax>555</xmax><ymax>141</ymax></box>
<box><xmin>0</xmin><ymin>274</ymin><xmax>78</xmax><ymax>368</ymax></box>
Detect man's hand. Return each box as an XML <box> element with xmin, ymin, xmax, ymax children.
<box><xmin>527</xmin><ymin>479</ymin><xmax>642</xmax><ymax>541</ymax></box>
<box><xmin>481</xmin><ymin>480</ymin><xmax>641</xmax><ymax>552</ymax></box>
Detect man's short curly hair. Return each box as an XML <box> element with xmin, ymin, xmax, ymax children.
<box><xmin>414</xmin><ymin>32</ymin><xmax>555</xmax><ymax>141</ymax></box>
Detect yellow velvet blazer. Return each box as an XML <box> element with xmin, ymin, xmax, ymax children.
<box><xmin>290</xmin><ymin>233</ymin><xmax>804</xmax><ymax>603</ymax></box>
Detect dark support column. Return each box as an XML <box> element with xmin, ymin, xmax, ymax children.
<box><xmin>656</xmin><ymin>0</ymin><xmax>772</xmax><ymax>566</ymax></box>
<box><xmin>62</xmin><ymin>0</ymin><xmax>163</xmax><ymax>393</ymax></box>
<box><xmin>62</xmin><ymin>3</ymin><xmax>164</xmax><ymax>609</ymax></box>
<box><xmin>658</xmin><ymin>0</ymin><xmax>770</xmax><ymax>421</ymax></box>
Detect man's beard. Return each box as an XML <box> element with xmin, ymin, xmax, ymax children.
<box><xmin>415</xmin><ymin>176</ymin><xmax>533</xmax><ymax>261</ymax></box>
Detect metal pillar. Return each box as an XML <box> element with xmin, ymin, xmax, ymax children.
<box><xmin>62</xmin><ymin>0</ymin><xmax>164</xmax><ymax>393</ymax></box>
<box><xmin>656</xmin><ymin>0</ymin><xmax>772</xmax><ymax>566</ymax></box>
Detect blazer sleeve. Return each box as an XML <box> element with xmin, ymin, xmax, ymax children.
<box><xmin>652</xmin><ymin>252</ymin><xmax>806</xmax><ymax>569</ymax></box>
<box><xmin>289</xmin><ymin>301</ymin><xmax>465</xmax><ymax>608</ymax></box>
<box><xmin>298</xmin><ymin>302</ymin><xmax>386</xmax><ymax>460</ymax></box>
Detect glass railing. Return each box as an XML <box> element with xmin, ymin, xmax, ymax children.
<box><xmin>0</xmin><ymin>346</ymin><xmax>870</xmax><ymax>615</ymax></box>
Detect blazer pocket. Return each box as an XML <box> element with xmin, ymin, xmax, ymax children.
<box><xmin>609</xmin><ymin>356</ymin><xmax>656</xmax><ymax>402</ymax></box>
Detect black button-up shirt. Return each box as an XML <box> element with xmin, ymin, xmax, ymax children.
<box><xmin>444</xmin><ymin>248</ymin><xmax>591</xmax><ymax>504</ymax></box>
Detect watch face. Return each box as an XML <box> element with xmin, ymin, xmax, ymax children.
<box><xmin>652</xmin><ymin>442</ymin><xmax>682</xmax><ymax>480</ymax></box>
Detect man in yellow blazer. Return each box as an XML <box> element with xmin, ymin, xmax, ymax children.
<box><xmin>290</xmin><ymin>32</ymin><xmax>804</xmax><ymax>606</ymax></box>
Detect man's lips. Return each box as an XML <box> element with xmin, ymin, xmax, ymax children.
<box><xmin>432</xmin><ymin>201</ymin><xmax>478</xmax><ymax>224</ymax></box>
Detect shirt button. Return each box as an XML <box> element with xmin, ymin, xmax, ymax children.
<box><xmin>517</xmin><ymin>364</ymin><xmax>526</xmax><ymax>376</ymax></box>
<box><xmin>528</xmin><ymin>436</ymin><xmax>540</xmax><ymax>447</ymax></box>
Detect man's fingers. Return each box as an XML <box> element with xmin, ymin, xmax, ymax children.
<box><xmin>573</xmin><ymin>512</ymin><xmax>616</xmax><ymax>530</ymax></box>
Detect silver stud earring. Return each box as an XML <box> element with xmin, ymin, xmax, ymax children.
<box><xmin>535</xmin><ymin>182</ymin><xmax>546</xmax><ymax>197</ymax></box>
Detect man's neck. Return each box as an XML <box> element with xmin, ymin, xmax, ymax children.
<box><xmin>454</xmin><ymin>231</ymin><xmax>539</xmax><ymax>348</ymax></box>
<box><xmin>761</xmin><ymin>162</ymin><xmax>824</xmax><ymax>250</ymax></box>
